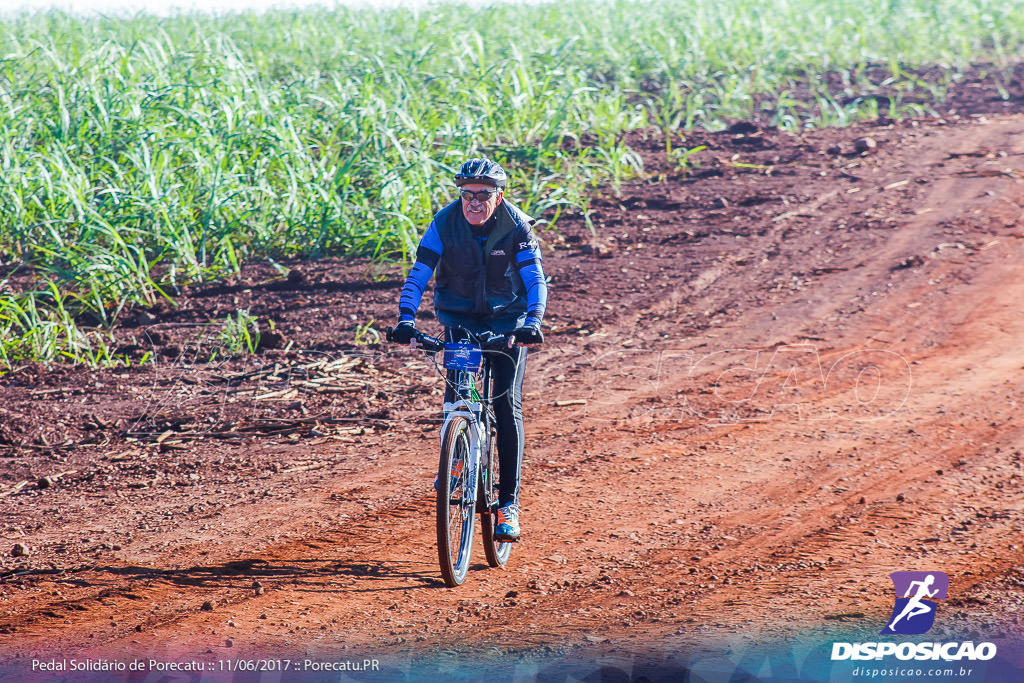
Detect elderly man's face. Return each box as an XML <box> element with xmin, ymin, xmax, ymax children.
<box><xmin>460</xmin><ymin>183</ymin><xmax>503</xmax><ymax>226</ymax></box>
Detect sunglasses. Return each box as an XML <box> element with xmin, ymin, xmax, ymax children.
<box><xmin>459</xmin><ymin>188</ymin><xmax>500</xmax><ymax>202</ymax></box>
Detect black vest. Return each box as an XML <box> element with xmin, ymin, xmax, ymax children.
<box><xmin>433</xmin><ymin>199</ymin><xmax>535</xmax><ymax>320</ymax></box>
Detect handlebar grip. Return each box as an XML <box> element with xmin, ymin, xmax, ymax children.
<box><xmin>382</xmin><ymin>326</ymin><xmax>449</xmax><ymax>353</ymax></box>
<box><xmin>416</xmin><ymin>332</ymin><xmax>445</xmax><ymax>353</ymax></box>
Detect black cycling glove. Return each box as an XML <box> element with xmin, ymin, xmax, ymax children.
<box><xmin>511</xmin><ymin>325</ymin><xmax>544</xmax><ymax>345</ymax></box>
<box><xmin>388</xmin><ymin>321</ymin><xmax>417</xmax><ymax>345</ymax></box>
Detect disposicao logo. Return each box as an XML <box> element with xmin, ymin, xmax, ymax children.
<box><xmin>881</xmin><ymin>571</ymin><xmax>948</xmax><ymax>635</ymax></box>
<box><xmin>830</xmin><ymin>571</ymin><xmax>998</xmax><ymax>663</ymax></box>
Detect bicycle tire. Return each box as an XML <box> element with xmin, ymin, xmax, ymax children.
<box><xmin>480</xmin><ymin>424</ymin><xmax>512</xmax><ymax>568</ymax></box>
<box><xmin>437</xmin><ymin>415</ymin><xmax>475</xmax><ymax>587</ymax></box>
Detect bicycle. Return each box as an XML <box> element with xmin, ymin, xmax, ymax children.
<box><xmin>386</xmin><ymin>326</ymin><xmax>514</xmax><ymax>587</ymax></box>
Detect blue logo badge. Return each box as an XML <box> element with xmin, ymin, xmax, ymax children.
<box><xmin>881</xmin><ymin>571</ymin><xmax>948</xmax><ymax>635</ymax></box>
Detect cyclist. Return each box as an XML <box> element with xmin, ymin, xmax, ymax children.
<box><xmin>390</xmin><ymin>157</ymin><xmax>548</xmax><ymax>542</ymax></box>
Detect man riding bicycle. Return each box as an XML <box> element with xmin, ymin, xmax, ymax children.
<box><xmin>390</xmin><ymin>157</ymin><xmax>548</xmax><ymax>542</ymax></box>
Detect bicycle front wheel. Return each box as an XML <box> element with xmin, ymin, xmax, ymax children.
<box><xmin>437</xmin><ymin>415</ymin><xmax>475</xmax><ymax>587</ymax></box>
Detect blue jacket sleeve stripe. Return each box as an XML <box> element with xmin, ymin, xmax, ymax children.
<box><xmin>514</xmin><ymin>245</ymin><xmax>542</xmax><ymax>265</ymax></box>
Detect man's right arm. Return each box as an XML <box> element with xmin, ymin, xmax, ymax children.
<box><xmin>398</xmin><ymin>220</ymin><xmax>444</xmax><ymax>323</ymax></box>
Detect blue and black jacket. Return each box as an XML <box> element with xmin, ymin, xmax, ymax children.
<box><xmin>399</xmin><ymin>199</ymin><xmax>547</xmax><ymax>332</ymax></box>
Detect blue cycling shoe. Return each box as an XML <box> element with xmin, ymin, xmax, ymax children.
<box><xmin>494</xmin><ymin>503</ymin><xmax>521</xmax><ymax>542</ymax></box>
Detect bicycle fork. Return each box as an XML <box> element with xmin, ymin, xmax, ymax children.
<box><xmin>441</xmin><ymin>399</ymin><xmax>485</xmax><ymax>508</ymax></box>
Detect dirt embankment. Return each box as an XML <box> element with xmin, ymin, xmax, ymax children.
<box><xmin>3</xmin><ymin>107</ymin><xmax>1024</xmax><ymax>680</ymax></box>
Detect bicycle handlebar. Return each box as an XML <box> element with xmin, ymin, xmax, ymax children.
<box><xmin>384</xmin><ymin>326</ymin><xmax>445</xmax><ymax>352</ymax></box>
<box><xmin>471</xmin><ymin>331</ymin><xmax>515</xmax><ymax>350</ymax></box>
<box><xmin>384</xmin><ymin>326</ymin><xmax>512</xmax><ymax>353</ymax></box>
<box><xmin>414</xmin><ymin>330</ymin><xmax>446</xmax><ymax>353</ymax></box>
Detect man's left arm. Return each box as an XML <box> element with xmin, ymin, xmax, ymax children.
<box><xmin>514</xmin><ymin>229</ymin><xmax>547</xmax><ymax>329</ymax></box>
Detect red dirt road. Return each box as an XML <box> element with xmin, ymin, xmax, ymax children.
<box><xmin>3</xmin><ymin>112</ymin><xmax>1024</xmax><ymax>681</ymax></box>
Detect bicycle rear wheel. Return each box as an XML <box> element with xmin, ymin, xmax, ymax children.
<box><xmin>480</xmin><ymin>424</ymin><xmax>512</xmax><ymax>568</ymax></box>
<box><xmin>437</xmin><ymin>415</ymin><xmax>475</xmax><ymax>587</ymax></box>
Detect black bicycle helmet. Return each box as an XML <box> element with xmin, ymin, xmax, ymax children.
<box><xmin>454</xmin><ymin>157</ymin><xmax>507</xmax><ymax>188</ymax></box>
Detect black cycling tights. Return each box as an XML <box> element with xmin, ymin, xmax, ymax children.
<box><xmin>443</xmin><ymin>329</ymin><xmax>528</xmax><ymax>508</ymax></box>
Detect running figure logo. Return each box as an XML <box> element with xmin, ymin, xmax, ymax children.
<box><xmin>881</xmin><ymin>571</ymin><xmax>949</xmax><ymax>635</ymax></box>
